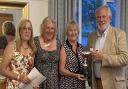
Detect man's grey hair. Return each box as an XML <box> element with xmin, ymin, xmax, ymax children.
<box><xmin>95</xmin><ymin>5</ymin><xmax>112</xmax><ymax>19</ymax></box>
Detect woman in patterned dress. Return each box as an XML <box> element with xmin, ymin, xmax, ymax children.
<box><xmin>34</xmin><ymin>17</ymin><xmax>61</xmax><ymax>89</ymax></box>
<box><xmin>59</xmin><ymin>20</ymin><xmax>86</xmax><ymax>89</ymax></box>
<box><xmin>0</xmin><ymin>19</ymin><xmax>37</xmax><ymax>89</ymax></box>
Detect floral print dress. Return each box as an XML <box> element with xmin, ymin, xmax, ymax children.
<box><xmin>6</xmin><ymin>51</ymin><xmax>33</xmax><ymax>89</ymax></box>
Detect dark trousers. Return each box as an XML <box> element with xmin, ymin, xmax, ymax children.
<box><xmin>96</xmin><ymin>78</ymin><xmax>103</xmax><ymax>89</ymax></box>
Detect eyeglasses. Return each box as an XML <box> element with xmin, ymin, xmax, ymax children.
<box><xmin>21</xmin><ymin>27</ymin><xmax>32</xmax><ymax>31</ymax></box>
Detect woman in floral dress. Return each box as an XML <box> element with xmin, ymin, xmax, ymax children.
<box><xmin>0</xmin><ymin>19</ymin><xmax>37</xmax><ymax>89</ymax></box>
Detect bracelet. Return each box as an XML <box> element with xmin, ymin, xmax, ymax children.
<box><xmin>17</xmin><ymin>74</ymin><xmax>20</xmax><ymax>80</ymax></box>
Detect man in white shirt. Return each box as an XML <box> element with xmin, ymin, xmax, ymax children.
<box><xmin>87</xmin><ymin>5</ymin><xmax>128</xmax><ymax>89</ymax></box>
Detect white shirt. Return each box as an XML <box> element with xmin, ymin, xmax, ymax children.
<box><xmin>94</xmin><ymin>25</ymin><xmax>109</xmax><ymax>78</ymax></box>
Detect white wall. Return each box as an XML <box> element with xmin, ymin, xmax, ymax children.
<box><xmin>29</xmin><ymin>0</ymin><xmax>48</xmax><ymax>36</ymax></box>
<box><xmin>17</xmin><ymin>0</ymin><xmax>48</xmax><ymax>36</ymax></box>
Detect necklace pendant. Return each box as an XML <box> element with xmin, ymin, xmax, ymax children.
<box><xmin>22</xmin><ymin>46</ymin><xmax>29</xmax><ymax>50</ymax></box>
<box><xmin>44</xmin><ymin>43</ymin><xmax>51</xmax><ymax>48</ymax></box>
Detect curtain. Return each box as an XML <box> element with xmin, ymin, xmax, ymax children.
<box><xmin>120</xmin><ymin>0</ymin><xmax>128</xmax><ymax>44</ymax></box>
<box><xmin>48</xmin><ymin>0</ymin><xmax>77</xmax><ymax>43</ymax></box>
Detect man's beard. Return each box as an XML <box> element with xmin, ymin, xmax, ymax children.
<box><xmin>98</xmin><ymin>23</ymin><xmax>109</xmax><ymax>33</ymax></box>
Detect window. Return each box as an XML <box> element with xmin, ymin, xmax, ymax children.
<box><xmin>76</xmin><ymin>0</ymin><xmax>117</xmax><ymax>47</ymax></box>
<box><xmin>107</xmin><ymin>1</ymin><xmax>117</xmax><ymax>26</ymax></box>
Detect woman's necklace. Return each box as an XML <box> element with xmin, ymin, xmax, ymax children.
<box><xmin>44</xmin><ymin>43</ymin><xmax>51</xmax><ymax>48</ymax></box>
<box><xmin>22</xmin><ymin>46</ymin><xmax>29</xmax><ymax>50</ymax></box>
<box><xmin>40</xmin><ymin>36</ymin><xmax>53</xmax><ymax>49</ymax></box>
<box><xmin>43</xmin><ymin>42</ymin><xmax>52</xmax><ymax>50</ymax></box>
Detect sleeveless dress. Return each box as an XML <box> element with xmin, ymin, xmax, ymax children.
<box><xmin>34</xmin><ymin>36</ymin><xmax>61</xmax><ymax>89</ymax></box>
<box><xmin>6</xmin><ymin>49</ymin><xmax>33</xmax><ymax>89</ymax></box>
<box><xmin>59</xmin><ymin>40</ymin><xmax>86</xmax><ymax>89</ymax></box>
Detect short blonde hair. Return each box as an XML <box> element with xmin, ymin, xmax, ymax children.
<box><xmin>40</xmin><ymin>17</ymin><xmax>56</xmax><ymax>37</ymax></box>
<box><xmin>66</xmin><ymin>20</ymin><xmax>79</xmax><ymax>35</ymax></box>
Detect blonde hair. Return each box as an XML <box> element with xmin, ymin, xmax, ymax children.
<box><xmin>40</xmin><ymin>17</ymin><xmax>56</xmax><ymax>38</ymax></box>
<box><xmin>15</xmin><ymin>19</ymin><xmax>36</xmax><ymax>55</ymax></box>
<box><xmin>66</xmin><ymin>20</ymin><xmax>79</xmax><ymax>35</ymax></box>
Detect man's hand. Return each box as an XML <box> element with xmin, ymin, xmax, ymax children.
<box><xmin>91</xmin><ymin>50</ymin><xmax>103</xmax><ymax>61</ymax></box>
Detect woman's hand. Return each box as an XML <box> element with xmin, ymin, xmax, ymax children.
<box><xmin>33</xmin><ymin>84</ymin><xmax>39</xmax><ymax>89</ymax></box>
<box><xmin>75</xmin><ymin>74</ymin><xmax>86</xmax><ymax>80</ymax></box>
<box><xmin>18</xmin><ymin>74</ymin><xmax>31</xmax><ymax>84</ymax></box>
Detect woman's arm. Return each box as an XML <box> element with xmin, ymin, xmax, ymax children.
<box><xmin>1</xmin><ymin>42</ymin><xmax>31</xmax><ymax>84</ymax></box>
<box><xmin>0</xmin><ymin>42</ymin><xmax>18</xmax><ymax>80</ymax></box>
<box><xmin>59</xmin><ymin>46</ymin><xmax>85</xmax><ymax>80</ymax></box>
